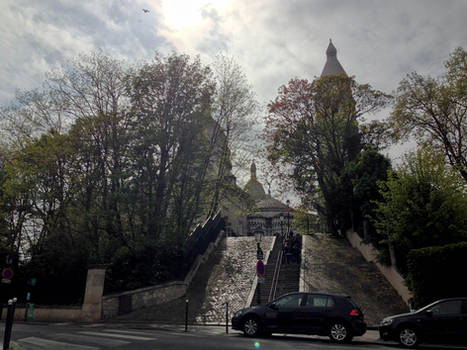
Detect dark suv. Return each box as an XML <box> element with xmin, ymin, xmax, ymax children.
<box><xmin>231</xmin><ymin>292</ymin><xmax>366</xmax><ymax>343</ymax></box>
<box><xmin>379</xmin><ymin>298</ymin><xmax>467</xmax><ymax>348</ymax></box>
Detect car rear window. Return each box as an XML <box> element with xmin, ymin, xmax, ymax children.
<box><xmin>432</xmin><ymin>300</ymin><xmax>462</xmax><ymax>315</ymax></box>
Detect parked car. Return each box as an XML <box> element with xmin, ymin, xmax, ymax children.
<box><xmin>231</xmin><ymin>292</ymin><xmax>366</xmax><ymax>343</ymax></box>
<box><xmin>379</xmin><ymin>297</ymin><xmax>467</xmax><ymax>348</ymax></box>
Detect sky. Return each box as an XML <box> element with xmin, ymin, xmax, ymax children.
<box><xmin>1</xmin><ymin>0</ymin><xmax>466</xmax><ymax>185</ymax></box>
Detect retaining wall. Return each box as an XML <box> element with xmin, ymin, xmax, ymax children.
<box><xmin>102</xmin><ymin>230</ymin><xmax>226</xmax><ymax>318</ymax></box>
<box><xmin>345</xmin><ymin>230</ymin><xmax>413</xmax><ymax>304</ymax></box>
<box><xmin>0</xmin><ymin>305</ymin><xmax>82</xmax><ymax>322</ymax></box>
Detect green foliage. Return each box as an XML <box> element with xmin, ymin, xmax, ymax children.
<box><xmin>391</xmin><ymin>47</ymin><xmax>467</xmax><ymax>182</ymax></box>
<box><xmin>345</xmin><ymin>148</ymin><xmax>392</xmax><ymax>245</ymax></box>
<box><xmin>373</xmin><ymin>148</ymin><xmax>467</xmax><ymax>274</ymax></box>
<box><xmin>266</xmin><ymin>74</ymin><xmax>391</xmax><ymax>234</ymax></box>
<box><xmin>406</xmin><ymin>242</ymin><xmax>467</xmax><ymax>308</ymax></box>
<box><xmin>292</xmin><ymin>208</ymin><xmax>318</xmax><ymax>235</ymax></box>
<box><xmin>0</xmin><ymin>52</ymin><xmax>252</xmax><ymax>302</ymax></box>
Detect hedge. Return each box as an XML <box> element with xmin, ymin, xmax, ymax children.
<box><xmin>406</xmin><ymin>241</ymin><xmax>467</xmax><ymax>307</ymax></box>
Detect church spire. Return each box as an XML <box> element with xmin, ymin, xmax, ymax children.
<box><xmin>321</xmin><ymin>39</ymin><xmax>347</xmax><ymax>76</ymax></box>
<box><xmin>250</xmin><ymin>161</ymin><xmax>257</xmax><ymax>180</ymax></box>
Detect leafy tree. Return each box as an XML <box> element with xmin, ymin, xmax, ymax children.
<box><xmin>373</xmin><ymin>148</ymin><xmax>467</xmax><ymax>274</ymax></box>
<box><xmin>391</xmin><ymin>47</ymin><xmax>467</xmax><ymax>182</ymax></box>
<box><xmin>345</xmin><ymin>148</ymin><xmax>391</xmax><ymax>245</ymax></box>
<box><xmin>0</xmin><ymin>51</ymin><xmax>257</xmax><ymax>299</ymax></box>
<box><xmin>206</xmin><ymin>55</ymin><xmax>258</xmax><ymax>216</ymax></box>
<box><xmin>266</xmin><ymin>74</ymin><xmax>390</xmax><ymax>234</ymax></box>
<box><xmin>127</xmin><ymin>53</ymin><xmax>215</xmax><ymax>242</ymax></box>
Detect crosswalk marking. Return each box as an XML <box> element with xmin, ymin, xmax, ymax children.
<box><xmin>103</xmin><ymin>329</ymin><xmax>157</xmax><ymax>336</ymax></box>
<box><xmin>78</xmin><ymin>331</ymin><xmax>156</xmax><ymax>340</ymax></box>
<box><xmin>52</xmin><ymin>333</ymin><xmax>130</xmax><ymax>347</ymax></box>
<box><xmin>19</xmin><ymin>337</ymin><xmax>99</xmax><ymax>350</ymax></box>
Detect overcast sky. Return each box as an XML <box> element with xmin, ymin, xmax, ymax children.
<box><xmin>1</xmin><ymin>0</ymin><xmax>466</xmax><ymax>181</ymax></box>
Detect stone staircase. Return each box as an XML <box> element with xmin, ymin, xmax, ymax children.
<box><xmin>252</xmin><ymin>235</ymin><xmax>301</xmax><ymax>305</ymax></box>
<box><xmin>301</xmin><ymin>233</ymin><xmax>408</xmax><ymax>326</ymax></box>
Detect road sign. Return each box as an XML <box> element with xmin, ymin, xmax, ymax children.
<box><xmin>1</xmin><ymin>278</ymin><xmax>11</xmax><ymax>284</ymax></box>
<box><xmin>256</xmin><ymin>260</ymin><xmax>265</xmax><ymax>276</ymax></box>
<box><xmin>2</xmin><ymin>267</ymin><xmax>13</xmax><ymax>280</ymax></box>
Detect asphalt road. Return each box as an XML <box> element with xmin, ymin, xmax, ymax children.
<box><xmin>2</xmin><ymin>322</ymin><xmax>467</xmax><ymax>350</ymax></box>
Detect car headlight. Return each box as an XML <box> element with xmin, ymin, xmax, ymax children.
<box><xmin>381</xmin><ymin>318</ymin><xmax>393</xmax><ymax>326</ymax></box>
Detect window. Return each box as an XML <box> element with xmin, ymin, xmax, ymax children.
<box><xmin>305</xmin><ymin>295</ymin><xmax>335</xmax><ymax>308</ymax></box>
<box><xmin>432</xmin><ymin>300</ymin><xmax>462</xmax><ymax>315</ymax></box>
<box><xmin>275</xmin><ymin>294</ymin><xmax>303</xmax><ymax>308</ymax></box>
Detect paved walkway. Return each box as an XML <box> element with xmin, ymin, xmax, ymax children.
<box><xmin>300</xmin><ymin>233</ymin><xmax>408</xmax><ymax>326</ymax></box>
<box><xmin>194</xmin><ymin>236</ymin><xmax>275</xmax><ymax>323</ymax></box>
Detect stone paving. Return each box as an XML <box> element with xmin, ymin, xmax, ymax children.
<box><xmin>300</xmin><ymin>233</ymin><xmax>408</xmax><ymax>326</ymax></box>
<box><xmin>117</xmin><ymin>233</ymin><xmax>408</xmax><ymax>327</ymax></box>
<box><xmin>194</xmin><ymin>236</ymin><xmax>274</xmax><ymax>323</ymax></box>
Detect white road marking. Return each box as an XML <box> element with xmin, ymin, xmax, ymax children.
<box><xmin>103</xmin><ymin>329</ymin><xmax>158</xmax><ymax>336</ymax></box>
<box><xmin>52</xmin><ymin>333</ymin><xmax>130</xmax><ymax>347</ymax></box>
<box><xmin>78</xmin><ymin>330</ymin><xmax>156</xmax><ymax>340</ymax></box>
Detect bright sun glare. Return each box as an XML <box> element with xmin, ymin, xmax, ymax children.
<box><xmin>161</xmin><ymin>0</ymin><xmax>228</xmax><ymax>29</ymax></box>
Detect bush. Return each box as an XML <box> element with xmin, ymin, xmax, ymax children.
<box><xmin>406</xmin><ymin>242</ymin><xmax>467</xmax><ymax>307</ymax></box>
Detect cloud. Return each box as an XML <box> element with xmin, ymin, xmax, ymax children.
<box><xmin>0</xmin><ymin>0</ymin><xmax>169</xmax><ymax>104</ymax></box>
<box><xmin>0</xmin><ymin>0</ymin><xmax>465</xmax><ymax>118</ymax></box>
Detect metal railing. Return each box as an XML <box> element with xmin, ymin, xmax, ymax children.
<box><xmin>267</xmin><ymin>246</ymin><xmax>283</xmax><ymax>303</ymax></box>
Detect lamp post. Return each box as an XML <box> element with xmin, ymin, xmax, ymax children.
<box><xmin>286</xmin><ymin>200</ymin><xmax>291</xmax><ymax>240</ymax></box>
<box><xmin>254</xmin><ymin>228</ymin><xmax>264</xmax><ymax>305</ymax></box>
<box><xmin>255</xmin><ymin>229</ymin><xmax>264</xmax><ymax>260</ymax></box>
<box><xmin>280</xmin><ymin>214</ymin><xmax>284</xmax><ymax>247</ymax></box>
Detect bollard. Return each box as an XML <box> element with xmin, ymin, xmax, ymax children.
<box><xmin>3</xmin><ymin>298</ymin><xmax>17</xmax><ymax>350</ymax></box>
<box><xmin>225</xmin><ymin>302</ymin><xmax>229</xmax><ymax>334</ymax></box>
<box><xmin>184</xmin><ymin>299</ymin><xmax>189</xmax><ymax>332</ymax></box>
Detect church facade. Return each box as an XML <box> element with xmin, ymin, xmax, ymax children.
<box><xmin>244</xmin><ymin>162</ymin><xmax>294</xmax><ymax>237</ymax></box>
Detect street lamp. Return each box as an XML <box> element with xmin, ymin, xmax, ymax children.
<box><xmin>286</xmin><ymin>200</ymin><xmax>291</xmax><ymax>240</ymax></box>
<box><xmin>254</xmin><ymin>229</ymin><xmax>264</xmax><ymax>260</ymax></box>
<box><xmin>254</xmin><ymin>230</ymin><xmax>263</xmax><ymax>245</ymax></box>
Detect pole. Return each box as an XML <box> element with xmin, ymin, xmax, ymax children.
<box><xmin>257</xmin><ymin>279</ymin><xmax>261</xmax><ymax>305</ymax></box>
<box><xmin>3</xmin><ymin>298</ymin><xmax>16</xmax><ymax>350</ymax></box>
<box><xmin>184</xmin><ymin>299</ymin><xmax>189</xmax><ymax>332</ymax></box>
<box><xmin>225</xmin><ymin>302</ymin><xmax>229</xmax><ymax>334</ymax></box>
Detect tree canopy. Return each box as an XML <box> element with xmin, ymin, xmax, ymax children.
<box><xmin>0</xmin><ymin>52</ymin><xmax>256</xmax><ymax>302</ymax></box>
<box><xmin>372</xmin><ymin>148</ymin><xmax>467</xmax><ymax>274</ymax></box>
<box><xmin>265</xmin><ymin>74</ymin><xmax>390</xmax><ymax>233</ymax></box>
<box><xmin>391</xmin><ymin>47</ymin><xmax>467</xmax><ymax>182</ymax></box>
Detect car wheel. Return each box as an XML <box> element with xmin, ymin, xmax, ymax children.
<box><xmin>398</xmin><ymin>327</ymin><xmax>419</xmax><ymax>348</ymax></box>
<box><xmin>243</xmin><ymin>316</ymin><xmax>261</xmax><ymax>337</ymax></box>
<box><xmin>329</xmin><ymin>322</ymin><xmax>353</xmax><ymax>343</ymax></box>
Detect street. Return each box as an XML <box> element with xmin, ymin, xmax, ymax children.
<box><xmin>2</xmin><ymin>322</ymin><xmax>467</xmax><ymax>350</ymax></box>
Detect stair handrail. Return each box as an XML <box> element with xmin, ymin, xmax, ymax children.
<box><xmin>267</xmin><ymin>244</ymin><xmax>283</xmax><ymax>302</ymax></box>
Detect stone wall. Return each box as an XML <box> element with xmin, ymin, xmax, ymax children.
<box><xmin>1</xmin><ymin>268</ymin><xmax>105</xmax><ymax>322</ymax></box>
<box><xmin>102</xmin><ymin>230</ymin><xmax>226</xmax><ymax>319</ymax></box>
<box><xmin>345</xmin><ymin>230</ymin><xmax>413</xmax><ymax>304</ymax></box>
<box><xmin>1</xmin><ymin>305</ymin><xmax>83</xmax><ymax>322</ymax></box>
<box><xmin>102</xmin><ymin>281</ymin><xmax>187</xmax><ymax>319</ymax></box>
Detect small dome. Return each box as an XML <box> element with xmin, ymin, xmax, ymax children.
<box><xmin>256</xmin><ymin>198</ymin><xmax>289</xmax><ymax>211</ymax></box>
